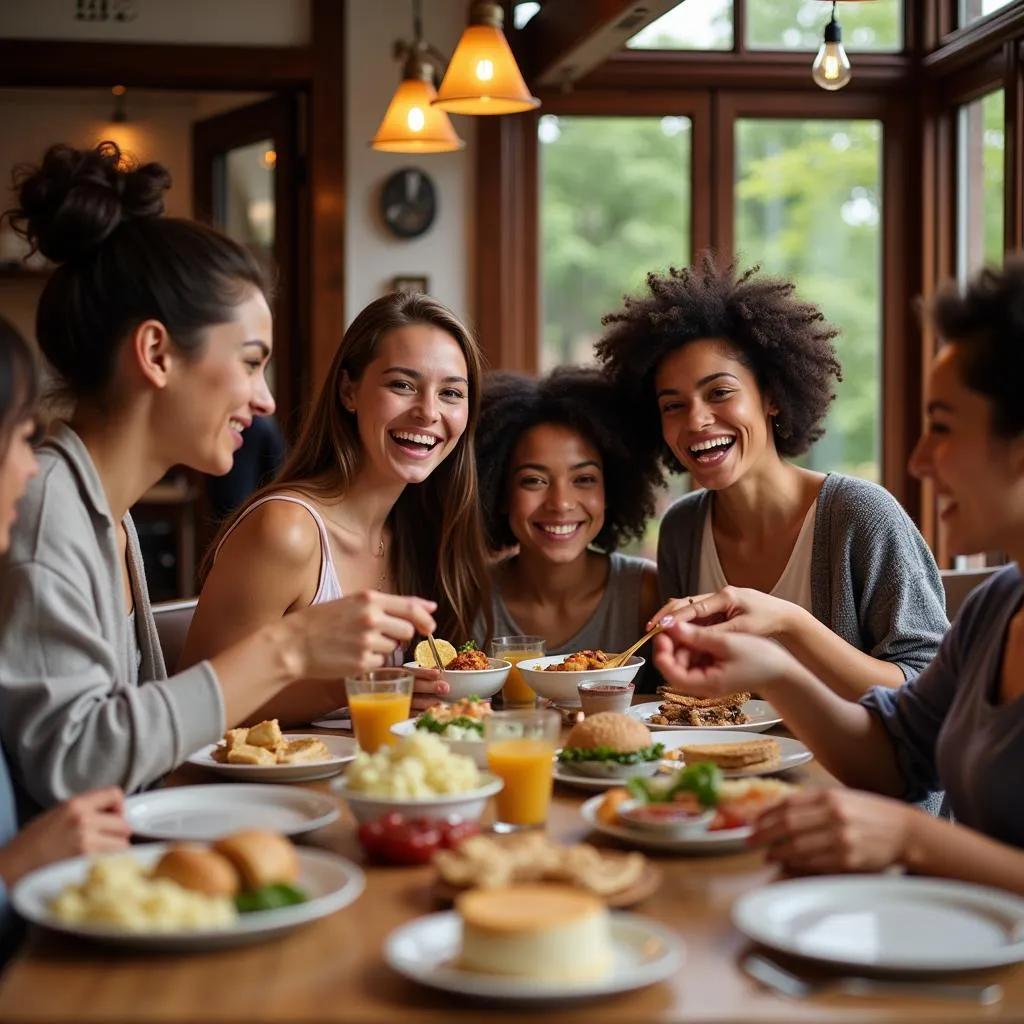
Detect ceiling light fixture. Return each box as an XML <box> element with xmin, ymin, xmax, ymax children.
<box><xmin>433</xmin><ymin>1</ymin><xmax>540</xmax><ymax>116</ymax></box>
<box><xmin>812</xmin><ymin>2</ymin><xmax>852</xmax><ymax>91</ymax></box>
<box><xmin>371</xmin><ymin>0</ymin><xmax>465</xmax><ymax>154</ymax></box>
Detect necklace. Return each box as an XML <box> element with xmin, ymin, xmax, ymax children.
<box><xmin>375</xmin><ymin>535</ymin><xmax>387</xmax><ymax>591</ymax></box>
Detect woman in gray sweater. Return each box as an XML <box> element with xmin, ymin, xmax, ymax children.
<box><xmin>653</xmin><ymin>259</ymin><xmax>1024</xmax><ymax>886</ymax></box>
<box><xmin>596</xmin><ymin>254</ymin><xmax>947</xmax><ymax>699</ymax></box>
<box><xmin>0</xmin><ymin>142</ymin><xmax>440</xmax><ymax>813</ymax></box>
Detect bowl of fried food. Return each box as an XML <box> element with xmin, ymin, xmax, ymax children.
<box><xmin>404</xmin><ymin>639</ymin><xmax>511</xmax><ymax>702</ymax></box>
<box><xmin>515</xmin><ymin>651</ymin><xmax>644</xmax><ymax>707</ymax></box>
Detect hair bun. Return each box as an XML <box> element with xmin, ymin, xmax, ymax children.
<box><xmin>11</xmin><ymin>141</ymin><xmax>171</xmax><ymax>264</ymax></box>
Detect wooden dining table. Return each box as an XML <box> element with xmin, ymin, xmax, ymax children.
<box><xmin>1</xmin><ymin>720</ymin><xmax>1022</xmax><ymax>1024</ymax></box>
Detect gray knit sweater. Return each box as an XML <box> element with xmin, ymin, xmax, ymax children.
<box><xmin>657</xmin><ymin>473</ymin><xmax>948</xmax><ymax>680</ymax></box>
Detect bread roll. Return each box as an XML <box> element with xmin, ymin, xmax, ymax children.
<box><xmin>213</xmin><ymin>830</ymin><xmax>300</xmax><ymax>890</ymax></box>
<box><xmin>153</xmin><ymin>846</ymin><xmax>240</xmax><ymax>897</ymax></box>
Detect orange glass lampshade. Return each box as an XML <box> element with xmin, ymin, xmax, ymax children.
<box><xmin>372</xmin><ymin>67</ymin><xmax>465</xmax><ymax>154</ymax></box>
<box><xmin>433</xmin><ymin>3</ymin><xmax>539</xmax><ymax>116</ymax></box>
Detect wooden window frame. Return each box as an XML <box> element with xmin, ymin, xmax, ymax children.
<box><xmin>481</xmin><ymin>0</ymin><xmax>1024</xmax><ymax>550</ymax></box>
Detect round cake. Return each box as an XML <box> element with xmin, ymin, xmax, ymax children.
<box><xmin>456</xmin><ymin>883</ymin><xmax>612</xmax><ymax>981</ymax></box>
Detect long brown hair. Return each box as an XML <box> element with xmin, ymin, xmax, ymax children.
<box><xmin>208</xmin><ymin>291</ymin><xmax>492</xmax><ymax>644</ymax></box>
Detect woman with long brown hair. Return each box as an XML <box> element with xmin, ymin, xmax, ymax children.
<box><xmin>183</xmin><ymin>291</ymin><xmax>492</xmax><ymax>725</ymax></box>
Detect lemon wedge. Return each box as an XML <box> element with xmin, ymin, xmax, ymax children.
<box><xmin>414</xmin><ymin>639</ymin><xmax>457</xmax><ymax>669</ymax></box>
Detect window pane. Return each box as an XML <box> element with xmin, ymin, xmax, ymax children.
<box><xmin>747</xmin><ymin>0</ymin><xmax>902</xmax><ymax>52</ymax></box>
<box><xmin>735</xmin><ymin>119</ymin><xmax>883</xmax><ymax>481</ymax></box>
<box><xmin>539</xmin><ymin>115</ymin><xmax>692</xmax><ymax>557</ymax></box>
<box><xmin>626</xmin><ymin>0</ymin><xmax>732</xmax><ymax>50</ymax></box>
<box><xmin>957</xmin><ymin>90</ymin><xmax>1004</xmax><ymax>281</ymax></box>
<box><xmin>959</xmin><ymin>0</ymin><xmax>1017</xmax><ymax>27</ymax></box>
<box><xmin>539</xmin><ymin>115</ymin><xmax>690</xmax><ymax>370</ymax></box>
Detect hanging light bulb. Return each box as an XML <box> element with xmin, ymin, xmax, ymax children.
<box><xmin>433</xmin><ymin>1</ymin><xmax>540</xmax><ymax>116</ymax></box>
<box><xmin>812</xmin><ymin>2</ymin><xmax>852</xmax><ymax>91</ymax></box>
<box><xmin>371</xmin><ymin>0</ymin><xmax>464</xmax><ymax>153</ymax></box>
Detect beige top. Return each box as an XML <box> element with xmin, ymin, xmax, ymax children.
<box><xmin>697</xmin><ymin>500</ymin><xmax>817</xmax><ymax>613</ymax></box>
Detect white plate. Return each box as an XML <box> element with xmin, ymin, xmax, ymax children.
<box><xmin>555</xmin><ymin>731</ymin><xmax>811</xmax><ymax>789</ymax></box>
<box><xmin>733</xmin><ymin>876</ymin><xmax>1024</xmax><ymax>973</ymax></box>
<box><xmin>385</xmin><ymin>910</ymin><xmax>684</xmax><ymax>1002</ymax></box>
<box><xmin>125</xmin><ymin>784</ymin><xmax>339</xmax><ymax>841</ymax></box>
<box><xmin>580</xmin><ymin>793</ymin><xmax>751</xmax><ymax>854</ymax></box>
<box><xmin>655</xmin><ymin>730</ymin><xmax>812</xmax><ymax>778</ymax></box>
<box><xmin>12</xmin><ymin>843</ymin><xmax>364</xmax><ymax>952</ymax></box>
<box><xmin>629</xmin><ymin>700</ymin><xmax>782</xmax><ymax>733</ymax></box>
<box><xmin>187</xmin><ymin>734</ymin><xmax>358</xmax><ymax>782</ymax></box>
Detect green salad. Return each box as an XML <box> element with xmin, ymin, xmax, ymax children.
<box><xmin>234</xmin><ymin>883</ymin><xmax>308</xmax><ymax>913</ymax></box>
<box><xmin>626</xmin><ymin>762</ymin><xmax>723</xmax><ymax>808</ymax></box>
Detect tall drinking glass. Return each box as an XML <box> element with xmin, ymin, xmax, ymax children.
<box><xmin>484</xmin><ymin>709</ymin><xmax>559</xmax><ymax>832</ymax></box>
<box><xmin>490</xmin><ymin>635</ymin><xmax>545</xmax><ymax>708</ymax></box>
<box><xmin>345</xmin><ymin>669</ymin><xmax>413</xmax><ymax>753</ymax></box>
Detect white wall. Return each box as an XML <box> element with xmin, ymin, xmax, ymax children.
<box><xmin>0</xmin><ymin>0</ymin><xmax>310</xmax><ymax>46</ymax></box>
<box><xmin>345</xmin><ymin>0</ymin><xmax>476</xmax><ymax>325</ymax></box>
<box><xmin>0</xmin><ymin>0</ymin><xmax>479</xmax><ymax>334</ymax></box>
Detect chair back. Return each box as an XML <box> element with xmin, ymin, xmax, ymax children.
<box><xmin>152</xmin><ymin>597</ymin><xmax>198</xmax><ymax>672</ymax></box>
<box><xmin>940</xmin><ymin>567</ymin><xmax>1000</xmax><ymax>619</ymax></box>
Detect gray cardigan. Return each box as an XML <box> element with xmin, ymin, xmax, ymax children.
<box><xmin>0</xmin><ymin>425</ymin><xmax>224</xmax><ymax>814</ymax></box>
<box><xmin>657</xmin><ymin>474</ymin><xmax>948</xmax><ymax>680</ymax></box>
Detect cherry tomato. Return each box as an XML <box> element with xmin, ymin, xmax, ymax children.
<box><xmin>357</xmin><ymin>814</ymin><xmax>480</xmax><ymax>864</ymax></box>
<box><xmin>438</xmin><ymin>818</ymin><xmax>480</xmax><ymax>848</ymax></box>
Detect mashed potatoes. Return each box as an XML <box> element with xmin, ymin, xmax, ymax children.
<box><xmin>345</xmin><ymin>732</ymin><xmax>480</xmax><ymax>798</ymax></box>
<box><xmin>51</xmin><ymin>856</ymin><xmax>237</xmax><ymax>932</ymax></box>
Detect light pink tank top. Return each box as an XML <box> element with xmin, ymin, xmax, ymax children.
<box><xmin>215</xmin><ymin>494</ymin><xmax>343</xmax><ymax>605</ymax></box>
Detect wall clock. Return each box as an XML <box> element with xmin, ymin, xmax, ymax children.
<box><xmin>379</xmin><ymin>167</ymin><xmax>438</xmax><ymax>240</ymax></box>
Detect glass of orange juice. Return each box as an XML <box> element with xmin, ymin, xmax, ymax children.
<box><xmin>490</xmin><ymin>635</ymin><xmax>545</xmax><ymax>708</ymax></box>
<box><xmin>484</xmin><ymin>709</ymin><xmax>559</xmax><ymax>832</ymax></box>
<box><xmin>344</xmin><ymin>669</ymin><xmax>413</xmax><ymax>753</ymax></box>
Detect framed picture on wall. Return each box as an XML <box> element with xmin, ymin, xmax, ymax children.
<box><xmin>391</xmin><ymin>275</ymin><xmax>429</xmax><ymax>294</ymax></box>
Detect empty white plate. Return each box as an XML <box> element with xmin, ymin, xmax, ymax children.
<box><xmin>187</xmin><ymin>734</ymin><xmax>358</xmax><ymax>783</ymax></box>
<box><xmin>579</xmin><ymin>793</ymin><xmax>751</xmax><ymax>854</ymax></box>
<box><xmin>125</xmin><ymin>784</ymin><xmax>339</xmax><ymax>841</ymax></box>
<box><xmin>385</xmin><ymin>910</ymin><xmax>683</xmax><ymax>1002</ymax></box>
<box><xmin>12</xmin><ymin>843</ymin><xmax>364</xmax><ymax>952</ymax></box>
<box><xmin>629</xmin><ymin>699</ymin><xmax>782</xmax><ymax>733</ymax></box>
<box><xmin>733</xmin><ymin>876</ymin><xmax>1024</xmax><ymax>972</ymax></box>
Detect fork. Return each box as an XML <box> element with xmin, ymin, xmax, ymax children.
<box><xmin>608</xmin><ymin>623</ymin><xmax>665</xmax><ymax>668</ymax></box>
<box><xmin>743</xmin><ymin>952</ymin><xmax>1003</xmax><ymax>1005</ymax></box>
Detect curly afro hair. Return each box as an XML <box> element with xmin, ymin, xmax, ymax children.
<box><xmin>931</xmin><ymin>255</ymin><xmax>1024</xmax><ymax>440</ymax></box>
<box><xmin>594</xmin><ymin>252</ymin><xmax>843</xmax><ymax>469</ymax></box>
<box><xmin>476</xmin><ymin>366</ymin><xmax>664</xmax><ymax>553</ymax></box>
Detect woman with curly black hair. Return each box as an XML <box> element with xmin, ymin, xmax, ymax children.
<box><xmin>476</xmin><ymin>367</ymin><xmax>663</xmax><ymax>666</ymax></box>
<box><xmin>596</xmin><ymin>253</ymin><xmax>947</xmax><ymax>699</ymax></box>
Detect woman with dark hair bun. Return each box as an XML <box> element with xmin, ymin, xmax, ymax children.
<box><xmin>651</xmin><ymin>257</ymin><xmax>1024</xmax><ymax>888</ymax></box>
<box><xmin>596</xmin><ymin>253</ymin><xmax>947</xmax><ymax>700</ymax></box>
<box><xmin>0</xmin><ymin>142</ymin><xmax>437</xmax><ymax>813</ymax></box>
<box><xmin>0</xmin><ymin>316</ymin><xmax>129</xmax><ymax>968</ymax></box>
<box><xmin>475</xmin><ymin>367</ymin><xmax>663</xmax><ymax>666</ymax></box>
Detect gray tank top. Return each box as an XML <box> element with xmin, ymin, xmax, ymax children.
<box><xmin>489</xmin><ymin>553</ymin><xmax>649</xmax><ymax>656</ymax></box>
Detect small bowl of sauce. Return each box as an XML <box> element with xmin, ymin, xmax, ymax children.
<box><xmin>577</xmin><ymin>680</ymin><xmax>634</xmax><ymax>716</ymax></box>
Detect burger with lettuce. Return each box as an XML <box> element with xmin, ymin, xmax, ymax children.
<box><xmin>557</xmin><ymin>712</ymin><xmax>664</xmax><ymax>779</ymax></box>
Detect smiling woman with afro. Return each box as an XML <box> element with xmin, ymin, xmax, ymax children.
<box><xmin>595</xmin><ymin>252</ymin><xmax>947</xmax><ymax>704</ymax></box>
<box><xmin>475</xmin><ymin>366</ymin><xmax>664</xmax><ymax>673</ymax></box>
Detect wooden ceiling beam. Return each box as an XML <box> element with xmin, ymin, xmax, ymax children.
<box><xmin>514</xmin><ymin>0</ymin><xmax>681</xmax><ymax>88</ymax></box>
